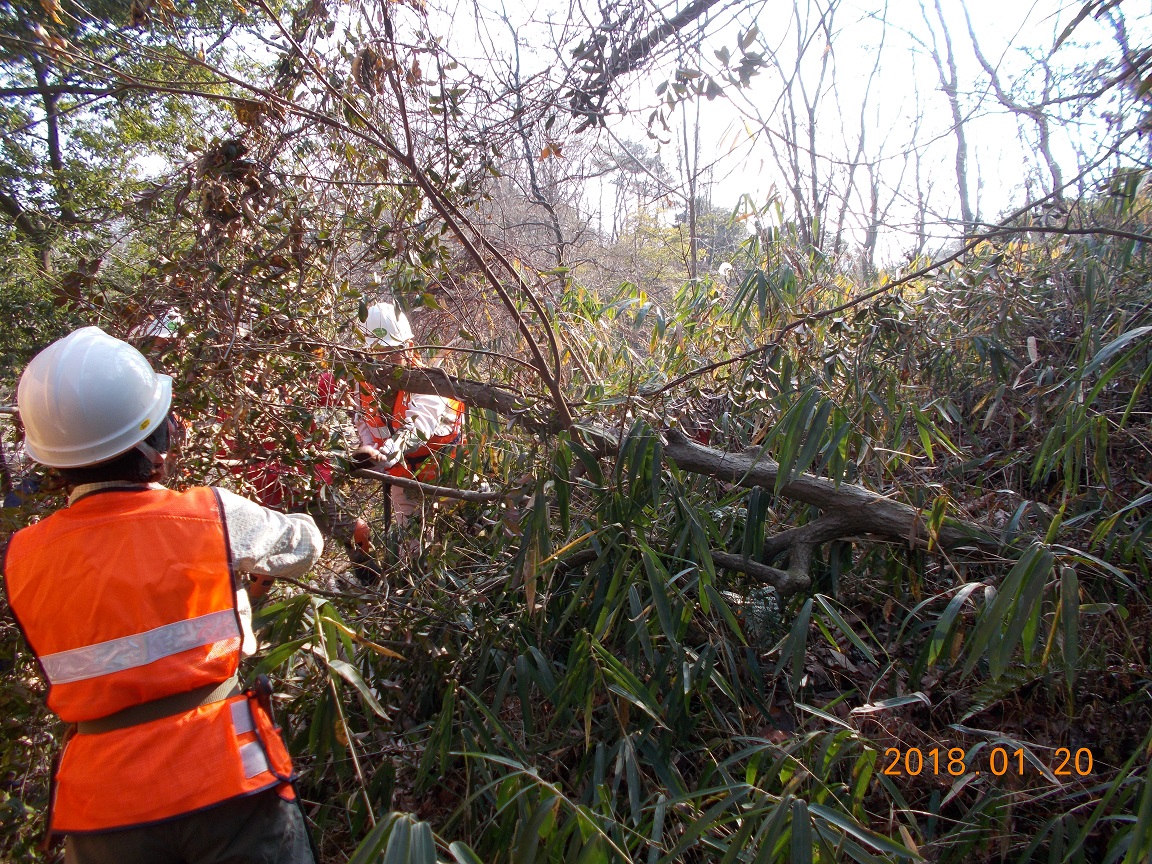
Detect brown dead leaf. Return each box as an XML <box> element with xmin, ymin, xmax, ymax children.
<box><xmin>39</xmin><ymin>0</ymin><xmax>62</xmax><ymax>23</ymax></box>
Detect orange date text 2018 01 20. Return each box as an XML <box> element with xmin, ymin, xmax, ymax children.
<box><xmin>878</xmin><ymin>746</ymin><xmax>1094</xmax><ymax>778</ymax></box>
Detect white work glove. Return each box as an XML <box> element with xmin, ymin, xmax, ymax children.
<box><xmin>377</xmin><ymin>437</ymin><xmax>403</xmax><ymax>469</ymax></box>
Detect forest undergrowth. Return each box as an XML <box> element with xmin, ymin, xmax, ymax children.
<box><xmin>5</xmin><ymin>175</ymin><xmax>1152</xmax><ymax>863</ymax></box>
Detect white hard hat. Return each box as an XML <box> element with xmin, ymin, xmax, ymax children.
<box><xmin>17</xmin><ymin>326</ymin><xmax>173</xmax><ymax>468</ymax></box>
<box><xmin>359</xmin><ymin>301</ymin><xmax>414</xmax><ymax>349</ymax></box>
<box><xmin>131</xmin><ymin>308</ymin><xmax>185</xmax><ymax>341</ymax></box>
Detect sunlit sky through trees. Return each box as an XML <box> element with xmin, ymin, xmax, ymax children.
<box><xmin>430</xmin><ymin>0</ymin><xmax>1150</xmax><ymax>265</ymax></box>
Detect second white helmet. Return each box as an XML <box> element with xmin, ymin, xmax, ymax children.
<box><xmin>17</xmin><ymin>326</ymin><xmax>173</xmax><ymax>468</ymax></box>
<box><xmin>360</xmin><ymin>301</ymin><xmax>414</xmax><ymax>349</ymax></box>
<box><xmin>130</xmin><ymin>308</ymin><xmax>185</xmax><ymax>341</ymax></box>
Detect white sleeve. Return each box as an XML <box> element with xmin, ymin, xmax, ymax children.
<box><xmin>215</xmin><ymin>486</ymin><xmax>324</xmax><ymax>578</ymax></box>
<box><xmin>356</xmin><ymin>415</ymin><xmax>386</xmax><ymax>448</ymax></box>
<box><xmin>399</xmin><ymin>394</ymin><xmax>453</xmax><ymax>448</ymax></box>
<box><xmin>214</xmin><ymin>487</ymin><xmax>322</xmax><ymax>657</ymax></box>
<box><xmin>353</xmin><ymin>381</ymin><xmax>390</xmax><ymax>447</ymax></box>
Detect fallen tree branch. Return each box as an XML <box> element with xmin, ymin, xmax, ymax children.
<box><xmin>663</xmin><ymin>428</ymin><xmax>998</xmax><ymax>554</ymax></box>
<box><xmin>710</xmin><ymin>550</ymin><xmax>810</xmax><ymax>596</ymax></box>
<box><xmin>351</xmin><ymin>464</ymin><xmax>504</xmax><ymax>503</ymax></box>
<box><xmin>346</xmin><ymin>365</ymin><xmax>1003</xmax><ymax>591</ymax></box>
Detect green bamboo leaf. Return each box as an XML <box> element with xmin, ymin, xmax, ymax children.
<box><xmin>650</xmin><ymin>432</ymin><xmax>663</xmax><ymax>511</ymax></box>
<box><xmin>450</xmin><ymin>841</ymin><xmax>486</xmax><ymax>864</ymax></box>
<box><xmin>809</xmin><ymin>803</ymin><xmax>921</xmax><ymax>858</ymax></box>
<box><xmin>318</xmin><ymin>601</ymin><xmax>355</xmax><ymax>659</ymax></box>
<box><xmin>751</xmin><ymin>793</ymin><xmax>794</xmax><ymax>864</ymax></box>
<box><xmin>790</xmin><ymin>799</ymin><xmax>813</xmax><ymax>864</ymax></box>
<box><xmin>568</xmin><ymin>435</ymin><xmax>606</xmax><ymax>486</ymax></box>
<box><xmin>623</xmin><ymin>737</ymin><xmax>642</xmax><ymax>826</ymax></box>
<box><xmin>914</xmin><ymin>408</ymin><xmax>934</xmax><ymax>461</ymax></box>
<box><xmin>1122</xmin><ymin>764</ymin><xmax>1152</xmax><ymax>864</ymax></box>
<box><xmin>1120</xmin><ymin>360</ymin><xmax>1152</xmax><ymax>426</ymax></box>
<box><xmin>348</xmin><ymin>812</ymin><xmax>402</xmax><ymax>864</ymax></box>
<box><xmin>850</xmin><ymin>693</ymin><xmax>931</xmax><ymax>716</ymax></box>
<box><xmin>1061</xmin><ymin>567</ymin><xmax>1080</xmax><ymax>690</ymax></box>
<box><xmin>814</xmin><ymin>417</ymin><xmax>852</xmax><ymax>483</ymax></box>
<box><xmin>962</xmin><ymin>545</ymin><xmax>1052</xmax><ymax>679</ymax></box>
<box><xmin>251</xmin><ymin>637</ymin><xmax>309</xmax><ymax>676</ymax></box>
<box><xmin>850</xmin><ymin>749</ymin><xmax>877</xmax><ymax>812</ymax></box>
<box><xmin>926</xmin><ymin>584</ymin><xmax>981</xmax><ymax>666</ymax></box>
<box><xmin>704</xmin><ymin>584</ymin><xmax>747</xmax><ymax>646</ymax></box>
<box><xmin>775</xmin><ymin>598</ymin><xmax>813</xmax><ymax>691</ymax></box>
<box><xmin>380</xmin><ymin>816</ymin><xmax>412</xmax><ymax>864</ymax></box>
<box><xmin>406</xmin><ymin>818</ymin><xmax>436</xmax><ymax>864</ymax></box>
<box><xmin>795</xmin><ymin>702</ymin><xmax>855</xmax><ymax>730</ymax></box>
<box><xmin>647</xmin><ymin>794</ymin><xmax>667</xmax><ymax>864</ymax></box>
<box><xmin>719</xmin><ymin>803</ymin><xmax>762</xmax><ymax>864</ymax></box>
<box><xmin>591</xmin><ymin>639</ymin><xmax>667</xmax><ymax>727</ymax></box>
<box><xmin>812</xmin><ymin>822</ymin><xmax>884</xmax><ymax>864</ymax></box>
<box><xmin>1083</xmin><ymin>326</ymin><xmax>1152</xmax><ymax>378</ymax></box>
<box><xmin>553</xmin><ymin>438</ymin><xmax>572</xmax><ymax>535</ymax></box>
<box><xmin>991</xmin><ymin>549</ymin><xmax>1051</xmax><ymax>679</ymax></box>
<box><xmin>514</xmin><ymin>795</ymin><xmax>561</xmax><ymax>864</ymax></box>
<box><xmin>814</xmin><ymin>595</ymin><xmax>877</xmax><ymax>665</ymax></box>
<box><xmin>685</xmin><ymin>508</ymin><xmax>716</xmax><ymax>612</ymax></box>
<box><xmin>1066</xmin><ymin>725</ymin><xmax>1152</xmax><ymax>861</ymax></box>
<box><xmin>327</xmin><ymin>658</ymin><xmax>390</xmax><ymax>719</ymax></box>
<box><xmin>460</xmin><ymin>689</ymin><xmax>531</xmax><ymax>763</ymax></box>
<box><xmin>662</xmin><ymin>787</ymin><xmax>750</xmax><ymax>860</ymax></box>
<box><xmin>792</xmin><ymin>398</ymin><xmax>833</xmax><ymax>479</ymax></box>
<box><xmin>776</xmin><ymin>389</ymin><xmax>820</xmax><ymax>491</ymax></box>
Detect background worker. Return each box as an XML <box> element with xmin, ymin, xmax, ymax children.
<box><xmin>128</xmin><ymin>306</ymin><xmax>184</xmax><ymax>353</ymax></box>
<box><xmin>3</xmin><ymin>326</ymin><xmax>320</xmax><ymax>864</ymax></box>
<box><xmin>351</xmin><ymin>301</ymin><xmax>464</xmax><ymax>558</ymax></box>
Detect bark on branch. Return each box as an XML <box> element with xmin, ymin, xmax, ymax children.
<box><xmin>662</xmin><ymin>428</ymin><xmax>997</xmax><ymax>554</ymax></box>
<box><xmin>359</xmin><ymin>362</ymin><xmax>560</xmax><ymax>433</ymax></box>
<box><xmin>351</xmin><ymin>465</ymin><xmax>503</xmax><ymax>502</ymax></box>
<box><xmin>568</xmin><ymin>0</ymin><xmax>727</xmax><ymax>127</ymax></box>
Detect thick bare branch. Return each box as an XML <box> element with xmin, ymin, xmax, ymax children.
<box><xmin>358</xmin><ymin>361</ymin><xmax>561</xmax><ymax>432</ymax></box>
<box><xmin>568</xmin><ymin>0</ymin><xmax>728</xmax><ymax>126</ymax></box>
<box><xmin>351</xmin><ymin>466</ymin><xmax>503</xmax><ymax>502</ymax></box>
<box><xmin>711</xmin><ymin>550</ymin><xmax>810</xmax><ymax>596</ymax></box>
<box><xmin>662</xmin><ymin>428</ymin><xmax>997</xmax><ymax>553</ymax></box>
<box><xmin>354</xmin><ymin>363</ymin><xmax>999</xmax><ymax>559</ymax></box>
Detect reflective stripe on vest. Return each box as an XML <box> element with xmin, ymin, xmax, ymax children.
<box><xmin>40</xmin><ymin>608</ymin><xmax>239</xmax><ymax>685</ymax></box>
<box><xmin>3</xmin><ymin>486</ymin><xmax>294</xmax><ymax>833</ymax></box>
<box><xmin>51</xmin><ymin>693</ymin><xmax>289</xmax><ymax>833</ymax></box>
<box><xmin>5</xmin><ymin>487</ymin><xmax>241</xmax><ymax>723</ymax></box>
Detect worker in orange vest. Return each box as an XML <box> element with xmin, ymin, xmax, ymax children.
<box><xmin>3</xmin><ymin>327</ymin><xmax>320</xmax><ymax>863</ymax></box>
<box><xmin>351</xmin><ymin>302</ymin><xmax>464</xmax><ymax>561</ymax></box>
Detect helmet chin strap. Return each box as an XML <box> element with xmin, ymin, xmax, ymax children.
<box><xmin>135</xmin><ymin>440</ymin><xmax>167</xmax><ymax>471</ymax></box>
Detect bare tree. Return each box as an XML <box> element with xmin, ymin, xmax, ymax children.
<box><xmin>963</xmin><ymin>7</ymin><xmax>1064</xmax><ymax>200</ymax></box>
<box><xmin>919</xmin><ymin>0</ymin><xmax>975</xmax><ymax>234</ymax></box>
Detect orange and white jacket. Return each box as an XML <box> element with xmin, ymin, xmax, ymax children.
<box><xmin>355</xmin><ymin>382</ymin><xmax>464</xmax><ymax>482</ymax></box>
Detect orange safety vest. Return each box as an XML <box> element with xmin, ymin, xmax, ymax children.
<box><xmin>357</xmin><ymin>380</ymin><xmax>390</xmax><ymax>446</ymax></box>
<box><xmin>357</xmin><ymin>382</ymin><xmax>465</xmax><ymax>482</ymax></box>
<box><xmin>3</xmin><ymin>487</ymin><xmax>294</xmax><ymax>834</ymax></box>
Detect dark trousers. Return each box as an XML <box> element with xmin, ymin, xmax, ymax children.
<box><xmin>64</xmin><ymin>789</ymin><xmax>315</xmax><ymax>864</ymax></box>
